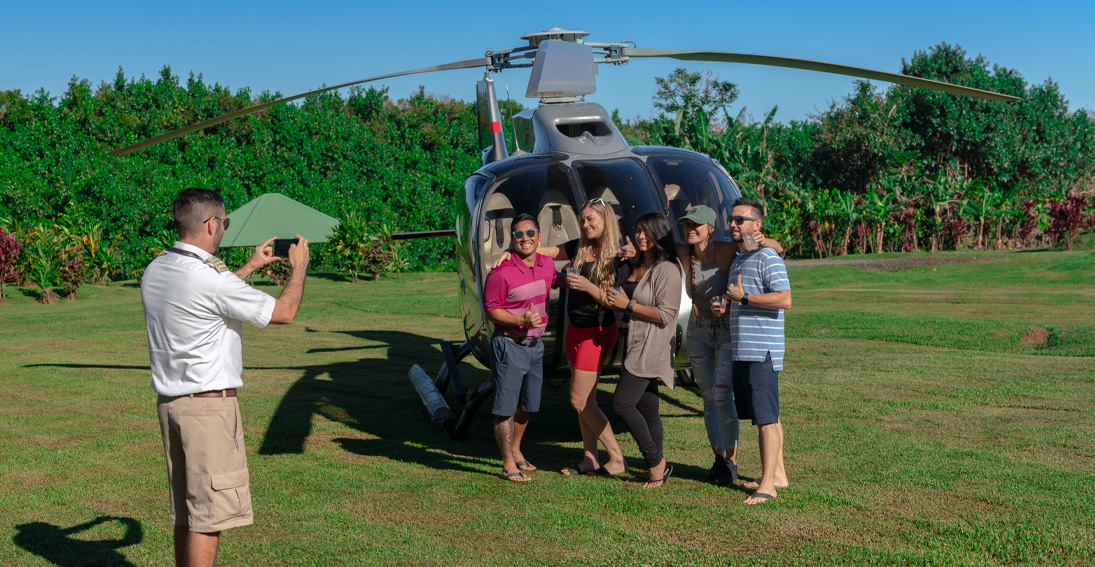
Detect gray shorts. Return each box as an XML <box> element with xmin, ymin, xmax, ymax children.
<box><xmin>490</xmin><ymin>334</ymin><xmax>545</xmax><ymax>417</ymax></box>
<box><xmin>732</xmin><ymin>351</ymin><xmax>780</xmax><ymax>426</ymax></box>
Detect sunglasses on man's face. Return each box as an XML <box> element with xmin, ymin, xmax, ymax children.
<box><xmin>205</xmin><ymin>216</ymin><xmax>231</xmax><ymax>229</ymax></box>
<box><xmin>728</xmin><ymin>216</ymin><xmax>759</xmax><ymax>226</ymax></box>
<box><xmin>513</xmin><ymin>229</ymin><xmax>539</xmax><ymax>239</ymax></box>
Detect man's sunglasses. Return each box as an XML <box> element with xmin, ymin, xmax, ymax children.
<box><xmin>728</xmin><ymin>216</ymin><xmax>759</xmax><ymax>226</ymax></box>
<box><xmin>205</xmin><ymin>216</ymin><xmax>231</xmax><ymax>229</ymax></box>
<box><xmin>512</xmin><ymin>229</ymin><xmax>539</xmax><ymax>239</ymax></box>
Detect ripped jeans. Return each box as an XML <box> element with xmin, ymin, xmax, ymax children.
<box><xmin>687</xmin><ymin>316</ymin><xmax>739</xmax><ymax>453</ymax></box>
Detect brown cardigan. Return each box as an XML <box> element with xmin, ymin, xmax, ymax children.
<box><xmin>622</xmin><ymin>260</ymin><xmax>683</xmax><ymax>388</ymax></box>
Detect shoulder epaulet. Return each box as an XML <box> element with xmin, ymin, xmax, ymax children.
<box><xmin>206</xmin><ymin>256</ymin><xmax>229</xmax><ymax>273</ymax></box>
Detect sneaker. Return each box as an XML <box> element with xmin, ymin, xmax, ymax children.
<box><xmin>713</xmin><ymin>457</ymin><xmax>737</xmax><ymax>486</ymax></box>
<box><xmin>706</xmin><ymin>456</ymin><xmax>726</xmax><ymax>483</ymax></box>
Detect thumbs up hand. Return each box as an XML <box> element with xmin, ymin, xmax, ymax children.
<box><xmin>620</xmin><ymin>236</ymin><xmax>636</xmax><ymax>260</ymax></box>
<box><xmin>521</xmin><ymin>305</ymin><xmax>545</xmax><ymax>328</ymax></box>
<box><xmin>726</xmin><ymin>274</ymin><xmax>745</xmax><ymax>302</ymax></box>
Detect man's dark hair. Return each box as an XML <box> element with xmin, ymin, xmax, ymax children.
<box><xmin>635</xmin><ymin>212</ymin><xmax>675</xmax><ymax>267</ymax></box>
<box><xmin>510</xmin><ymin>213</ymin><xmax>539</xmax><ymax>233</ymax></box>
<box><xmin>733</xmin><ymin>197</ymin><xmax>765</xmax><ymax>220</ymax></box>
<box><xmin>173</xmin><ymin>188</ymin><xmax>224</xmax><ymax>238</ymax></box>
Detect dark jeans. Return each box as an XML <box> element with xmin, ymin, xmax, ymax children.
<box><xmin>612</xmin><ymin>366</ymin><xmax>663</xmax><ymax>469</ymax></box>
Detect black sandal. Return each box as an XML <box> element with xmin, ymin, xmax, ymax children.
<box><xmin>643</xmin><ymin>464</ymin><xmax>673</xmax><ymax>489</ymax></box>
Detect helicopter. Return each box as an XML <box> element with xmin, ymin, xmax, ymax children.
<box><xmin>110</xmin><ymin>28</ymin><xmax>1017</xmax><ymax>439</ymax></box>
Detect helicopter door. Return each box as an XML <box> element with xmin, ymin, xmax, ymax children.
<box><xmin>536</xmin><ymin>189</ymin><xmax>580</xmax><ymax>265</ymax></box>
<box><xmin>480</xmin><ymin>192</ymin><xmax>516</xmax><ymax>275</ymax></box>
<box><xmin>476</xmin><ymin>161</ymin><xmax>581</xmax><ymax>372</ymax></box>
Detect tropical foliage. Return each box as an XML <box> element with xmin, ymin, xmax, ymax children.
<box><xmin>1</xmin><ymin>42</ymin><xmax>1093</xmax><ymax>299</ymax></box>
<box><xmin>625</xmin><ymin>44</ymin><xmax>1095</xmax><ymax>257</ymax></box>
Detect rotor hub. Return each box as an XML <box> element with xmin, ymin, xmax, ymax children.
<box><xmin>521</xmin><ymin>28</ymin><xmax>590</xmax><ymax>48</ymax></box>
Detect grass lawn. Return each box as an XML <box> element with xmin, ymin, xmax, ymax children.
<box><xmin>1</xmin><ymin>250</ymin><xmax>1093</xmax><ymax>566</ymax></box>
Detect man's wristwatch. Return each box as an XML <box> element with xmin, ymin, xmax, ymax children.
<box><xmin>624</xmin><ymin>299</ymin><xmax>636</xmax><ymax>316</ymax></box>
<box><xmin>741</xmin><ymin>293</ymin><xmax>750</xmax><ymax>306</ymax></box>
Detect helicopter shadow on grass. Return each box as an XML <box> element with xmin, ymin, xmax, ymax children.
<box><xmin>12</xmin><ymin>516</ymin><xmax>142</xmax><ymax>567</ymax></box>
<box><xmin>254</xmin><ymin>328</ymin><xmax>707</xmax><ymax>478</ymax></box>
<box><xmin>253</xmin><ymin>328</ymin><xmax>541</xmax><ymax>476</ymax></box>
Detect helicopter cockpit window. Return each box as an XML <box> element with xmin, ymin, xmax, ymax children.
<box><xmin>573</xmin><ymin>159</ymin><xmax>662</xmax><ymax>244</ymax></box>
<box><xmin>479</xmin><ymin>162</ymin><xmax>580</xmax><ymax>275</ymax></box>
<box><xmin>645</xmin><ymin>156</ymin><xmax>743</xmax><ymax>244</ymax></box>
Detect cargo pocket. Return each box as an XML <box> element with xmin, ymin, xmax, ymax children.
<box><xmin>210</xmin><ymin>468</ymin><xmax>252</xmax><ymax>526</ymax></box>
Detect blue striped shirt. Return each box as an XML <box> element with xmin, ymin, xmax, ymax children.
<box><xmin>729</xmin><ymin>247</ymin><xmax>790</xmax><ymax>370</ymax></box>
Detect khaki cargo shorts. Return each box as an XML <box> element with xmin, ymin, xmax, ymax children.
<box><xmin>157</xmin><ymin>394</ymin><xmax>253</xmax><ymax>532</ymax></box>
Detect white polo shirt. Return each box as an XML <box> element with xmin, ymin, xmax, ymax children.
<box><xmin>141</xmin><ymin>241</ymin><xmax>276</xmax><ymax>396</ymax></box>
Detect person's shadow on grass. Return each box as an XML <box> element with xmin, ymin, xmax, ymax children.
<box><xmin>13</xmin><ymin>516</ymin><xmax>142</xmax><ymax>567</ymax></box>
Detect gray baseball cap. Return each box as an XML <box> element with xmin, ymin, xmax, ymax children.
<box><xmin>677</xmin><ymin>204</ymin><xmax>718</xmax><ymax>227</ymax></box>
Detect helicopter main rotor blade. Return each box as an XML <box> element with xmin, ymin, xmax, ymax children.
<box><xmin>108</xmin><ymin>57</ymin><xmax>492</xmax><ymax>156</ymax></box>
<box><xmin>627</xmin><ymin>48</ymin><xmax>1019</xmax><ymax>103</ymax></box>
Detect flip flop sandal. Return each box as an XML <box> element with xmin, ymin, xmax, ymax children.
<box><xmin>588</xmin><ymin>466</ymin><xmax>612</xmax><ymax>477</ymax></box>
<box><xmin>515</xmin><ymin>460</ymin><xmax>538</xmax><ymax>472</ymax></box>
<box><xmin>501</xmin><ymin>471</ymin><xmax>531</xmax><ymax>482</ymax></box>
<box><xmin>563</xmin><ymin>463</ymin><xmax>593</xmax><ymax>477</ymax></box>
<box><xmin>643</xmin><ymin>464</ymin><xmax>674</xmax><ymax>489</ymax></box>
<box><xmin>747</xmin><ymin>492</ymin><xmax>776</xmax><ymax>503</ymax></box>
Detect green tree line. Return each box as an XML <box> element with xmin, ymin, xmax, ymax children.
<box><xmin>1</xmin><ymin>42</ymin><xmax>1093</xmax><ymax>296</ymax></box>
<box><xmin>622</xmin><ymin>43</ymin><xmax>1095</xmax><ymax>256</ymax></box>
<box><xmin>1</xmin><ymin>67</ymin><xmax>484</xmax><ymax>282</ymax></box>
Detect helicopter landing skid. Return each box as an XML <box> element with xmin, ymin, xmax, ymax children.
<box><xmin>408</xmin><ymin>341</ymin><xmax>495</xmax><ymax>441</ymax></box>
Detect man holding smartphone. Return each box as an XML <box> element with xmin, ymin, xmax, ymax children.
<box><xmin>141</xmin><ymin>188</ymin><xmax>309</xmax><ymax>566</ymax></box>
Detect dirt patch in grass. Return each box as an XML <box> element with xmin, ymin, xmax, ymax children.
<box><xmin>6</xmin><ymin>472</ymin><xmax>65</xmax><ymax>488</ymax></box>
<box><xmin>788</xmin><ymin>256</ymin><xmax>986</xmax><ymax>271</ymax></box>
<box><xmin>879</xmin><ymin>489</ymin><xmax>1008</xmax><ymax>521</ymax></box>
<box><xmin>1020</xmin><ymin>326</ymin><xmax>1050</xmax><ymax>345</ymax></box>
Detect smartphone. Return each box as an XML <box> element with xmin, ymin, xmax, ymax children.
<box><xmin>273</xmin><ymin>238</ymin><xmax>299</xmax><ymax>258</ymax></box>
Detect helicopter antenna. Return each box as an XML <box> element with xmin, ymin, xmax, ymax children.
<box><xmin>505</xmin><ymin>85</ymin><xmax>520</xmax><ymax>153</ymax></box>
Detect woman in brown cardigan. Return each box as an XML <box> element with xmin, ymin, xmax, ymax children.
<box><xmin>605</xmin><ymin>212</ymin><xmax>682</xmax><ymax>488</ymax></box>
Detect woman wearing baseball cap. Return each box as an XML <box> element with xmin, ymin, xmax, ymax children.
<box><xmin>675</xmin><ymin>204</ymin><xmax>781</xmax><ymax>487</ymax></box>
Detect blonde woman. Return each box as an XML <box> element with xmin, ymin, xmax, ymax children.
<box><xmin>496</xmin><ymin>198</ymin><xmax>629</xmax><ymax>476</ymax></box>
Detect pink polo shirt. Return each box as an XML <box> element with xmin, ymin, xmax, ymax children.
<box><xmin>483</xmin><ymin>252</ymin><xmax>559</xmax><ymax>339</ymax></box>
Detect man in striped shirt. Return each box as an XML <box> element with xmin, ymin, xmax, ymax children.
<box><xmin>725</xmin><ymin>197</ymin><xmax>792</xmax><ymax>505</ymax></box>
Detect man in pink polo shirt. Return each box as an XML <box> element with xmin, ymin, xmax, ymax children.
<box><xmin>483</xmin><ymin>213</ymin><xmax>560</xmax><ymax>482</ymax></box>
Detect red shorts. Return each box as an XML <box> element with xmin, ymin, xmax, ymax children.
<box><xmin>565</xmin><ymin>322</ymin><xmax>619</xmax><ymax>372</ymax></box>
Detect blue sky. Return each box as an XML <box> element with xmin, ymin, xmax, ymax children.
<box><xmin>3</xmin><ymin>0</ymin><xmax>1092</xmax><ymax>125</ymax></box>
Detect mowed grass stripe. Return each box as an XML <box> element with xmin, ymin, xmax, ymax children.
<box><xmin>1</xmin><ymin>251</ymin><xmax>1092</xmax><ymax>566</ymax></box>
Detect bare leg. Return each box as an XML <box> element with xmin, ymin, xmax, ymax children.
<box><xmin>576</xmin><ymin>371</ymin><xmax>626</xmax><ymax>475</ymax></box>
<box><xmin>744</xmin><ymin>423</ymin><xmax>781</xmax><ymax>505</ymax></box>
<box><xmin>510</xmin><ymin>410</ymin><xmax>535</xmax><ymax>471</ymax></box>
<box><xmin>743</xmin><ymin>420</ymin><xmax>788</xmax><ymax>488</ymax></box>
<box><xmin>773</xmin><ymin>420</ymin><xmax>787</xmax><ymax>484</ymax></box>
<box><xmin>174</xmin><ymin>526</ymin><xmax>220</xmax><ymax>567</ymax></box>
<box><xmin>563</xmin><ymin>368</ymin><xmax>600</xmax><ymax>475</ymax></box>
<box><xmin>495</xmin><ymin>415</ymin><xmax>530</xmax><ymax>481</ymax></box>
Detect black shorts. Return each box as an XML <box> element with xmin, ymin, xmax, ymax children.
<box><xmin>490</xmin><ymin>335</ymin><xmax>545</xmax><ymax>417</ymax></box>
<box><xmin>732</xmin><ymin>351</ymin><xmax>780</xmax><ymax>425</ymax></box>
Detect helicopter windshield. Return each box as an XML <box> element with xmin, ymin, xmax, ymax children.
<box><xmin>573</xmin><ymin>158</ymin><xmax>663</xmax><ymax>244</ymax></box>
<box><xmin>644</xmin><ymin>156</ymin><xmax>743</xmax><ymax>244</ymax></box>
